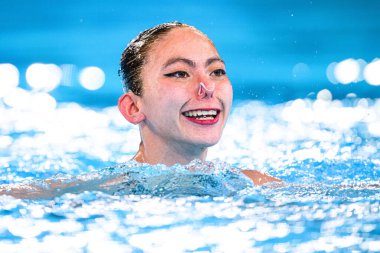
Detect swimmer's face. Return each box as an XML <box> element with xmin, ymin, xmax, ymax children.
<box><xmin>139</xmin><ymin>27</ymin><xmax>233</xmax><ymax>148</ymax></box>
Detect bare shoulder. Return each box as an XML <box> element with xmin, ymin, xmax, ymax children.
<box><xmin>241</xmin><ymin>169</ymin><xmax>282</xmax><ymax>186</ymax></box>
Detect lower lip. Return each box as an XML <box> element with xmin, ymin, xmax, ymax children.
<box><xmin>183</xmin><ymin>113</ymin><xmax>220</xmax><ymax>125</ymax></box>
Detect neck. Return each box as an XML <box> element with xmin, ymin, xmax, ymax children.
<box><xmin>133</xmin><ymin>140</ymin><xmax>208</xmax><ymax>166</ymax></box>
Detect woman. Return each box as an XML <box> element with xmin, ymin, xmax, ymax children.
<box><xmin>117</xmin><ymin>21</ymin><xmax>280</xmax><ymax>185</ymax></box>
<box><xmin>0</xmin><ymin>22</ymin><xmax>279</xmax><ymax>199</ymax></box>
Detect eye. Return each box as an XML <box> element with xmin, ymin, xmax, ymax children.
<box><xmin>164</xmin><ymin>71</ymin><xmax>190</xmax><ymax>78</ymax></box>
<box><xmin>211</xmin><ymin>69</ymin><xmax>226</xmax><ymax>77</ymax></box>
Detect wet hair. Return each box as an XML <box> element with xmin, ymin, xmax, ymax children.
<box><xmin>119</xmin><ymin>21</ymin><xmax>191</xmax><ymax>96</ymax></box>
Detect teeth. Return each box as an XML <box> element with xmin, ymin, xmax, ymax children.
<box><xmin>184</xmin><ymin>110</ymin><xmax>218</xmax><ymax>117</ymax></box>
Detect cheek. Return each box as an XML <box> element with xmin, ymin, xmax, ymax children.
<box><xmin>227</xmin><ymin>83</ymin><xmax>233</xmax><ymax>100</ymax></box>
<box><xmin>157</xmin><ymin>84</ymin><xmax>191</xmax><ymax>103</ymax></box>
<box><xmin>143</xmin><ymin>85</ymin><xmax>189</xmax><ymax>116</ymax></box>
<box><xmin>219</xmin><ymin>82</ymin><xmax>233</xmax><ymax>104</ymax></box>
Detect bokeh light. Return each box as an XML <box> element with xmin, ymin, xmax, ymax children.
<box><xmin>3</xmin><ymin>87</ymin><xmax>32</xmax><ymax>109</ymax></box>
<box><xmin>26</xmin><ymin>63</ymin><xmax>62</xmax><ymax>91</ymax></box>
<box><xmin>333</xmin><ymin>59</ymin><xmax>360</xmax><ymax>84</ymax></box>
<box><xmin>356</xmin><ymin>59</ymin><xmax>367</xmax><ymax>82</ymax></box>
<box><xmin>317</xmin><ymin>89</ymin><xmax>333</xmax><ymax>101</ymax></box>
<box><xmin>79</xmin><ymin>66</ymin><xmax>105</xmax><ymax>90</ymax></box>
<box><xmin>30</xmin><ymin>92</ymin><xmax>57</xmax><ymax>111</ymax></box>
<box><xmin>346</xmin><ymin>93</ymin><xmax>357</xmax><ymax>98</ymax></box>
<box><xmin>0</xmin><ymin>63</ymin><xmax>19</xmax><ymax>97</ymax></box>
<box><xmin>292</xmin><ymin>62</ymin><xmax>310</xmax><ymax>80</ymax></box>
<box><xmin>60</xmin><ymin>64</ymin><xmax>76</xmax><ymax>86</ymax></box>
<box><xmin>364</xmin><ymin>59</ymin><xmax>380</xmax><ymax>86</ymax></box>
<box><xmin>326</xmin><ymin>62</ymin><xmax>338</xmax><ymax>84</ymax></box>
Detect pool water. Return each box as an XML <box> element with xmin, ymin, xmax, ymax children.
<box><xmin>1</xmin><ymin>94</ymin><xmax>380</xmax><ymax>252</ymax></box>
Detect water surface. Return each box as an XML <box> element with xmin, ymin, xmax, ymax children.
<box><xmin>1</xmin><ymin>96</ymin><xmax>379</xmax><ymax>252</ymax></box>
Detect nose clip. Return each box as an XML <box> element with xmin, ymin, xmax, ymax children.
<box><xmin>198</xmin><ymin>82</ymin><xmax>214</xmax><ymax>99</ymax></box>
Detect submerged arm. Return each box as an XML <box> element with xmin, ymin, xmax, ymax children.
<box><xmin>0</xmin><ymin>179</ymin><xmax>87</xmax><ymax>199</ymax></box>
<box><xmin>0</xmin><ymin>173</ymin><xmax>127</xmax><ymax>199</ymax></box>
<box><xmin>241</xmin><ymin>170</ymin><xmax>283</xmax><ymax>186</ymax></box>
<box><xmin>241</xmin><ymin>170</ymin><xmax>380</xmax><ymax>189</ymax></box>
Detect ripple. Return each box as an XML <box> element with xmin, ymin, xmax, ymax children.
<box><xmin>1</xmin><ymin>94</ymin><xmax>380</xmax><ymax>251</ymax></box>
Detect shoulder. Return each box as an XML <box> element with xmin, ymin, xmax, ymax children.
<box><xmin>241</xmin><ymin>169</ymin><xmax>282</xmax><ymax>186</ymax></box>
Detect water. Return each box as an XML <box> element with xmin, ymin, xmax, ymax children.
<box><xmin>1</xmin><ymin>93</ymin><xmax>380</xmax><ymax>252</ymax></box>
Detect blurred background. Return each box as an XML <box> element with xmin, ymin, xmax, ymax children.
<box><xmin>1</xmin><ymin>0</ymin><xmax>380</xmax><ymax>107</ymax></box>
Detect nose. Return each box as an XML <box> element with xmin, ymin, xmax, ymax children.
<box><xmin>198</xmin><ymin>82</ymin><xmax>214</xmax><ymax>99</ymax></box>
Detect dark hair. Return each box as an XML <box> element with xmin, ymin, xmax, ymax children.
<box><xmin>119</xmin><ymin>21</ymin><xmax>191</xmax><ymax>96</ymax></box>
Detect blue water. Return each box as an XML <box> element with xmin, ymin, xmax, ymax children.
<box><xmin>1</xmin><ymin>94</ymin><xmax>380</xmax><ymax>252</ymax></box>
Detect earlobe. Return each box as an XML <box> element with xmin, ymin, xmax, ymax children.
<box><xmin>118</xmin><ymin>92</ymin><xmax>145</xmax><ymax>124</ymax></box>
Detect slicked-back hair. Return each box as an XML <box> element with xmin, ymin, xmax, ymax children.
<box><xmin>119</xmin><ymin>21</ymin><xmax>191</xmax><ymax>96</ymax></box>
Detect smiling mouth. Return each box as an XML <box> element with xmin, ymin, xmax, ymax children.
<box><xmin>182</xmin><ymin>109</ymin><xmax>220</xmax><ymax>124</ymax></box>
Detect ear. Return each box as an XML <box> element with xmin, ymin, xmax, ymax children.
<box><xmin>118</xmin><ymin>92</ymin><xmax>145</xmax><ymax>124</ymax></box>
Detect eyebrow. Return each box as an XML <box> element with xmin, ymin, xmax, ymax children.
<box><xmin>162</xmin><ymin>57</ymin><xmax>195</xmax><ymax>69</ymax></box>
<box><xmin>162</xmin><ymin>57</ymin><xmax>225</xmax><ymax>70</ymax></box>
<box><xmin>206</xmin><ymin>57</ymin><xmax>225</xmax><ymax>67</ymax></box>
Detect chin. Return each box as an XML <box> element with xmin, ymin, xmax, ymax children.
<box><xmin>181</xmin><ymin>126</ymin><xmax>224</xmax><ymax>147</ymax></box>
<box><xmin>191</xmin><ymin>134</ymin><xmax>221</xmax><ymax>148</ymax></box>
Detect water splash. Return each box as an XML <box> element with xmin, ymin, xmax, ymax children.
<box><xmin>1</xmin><ymin>92</ymin><xmax>380</xmax><ymax>252</ymax></box>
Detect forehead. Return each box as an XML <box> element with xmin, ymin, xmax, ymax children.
<box><xmin>147</xmin><ymin>28</ymin><xmax>219</xmax><ymax>63</ymax></box>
